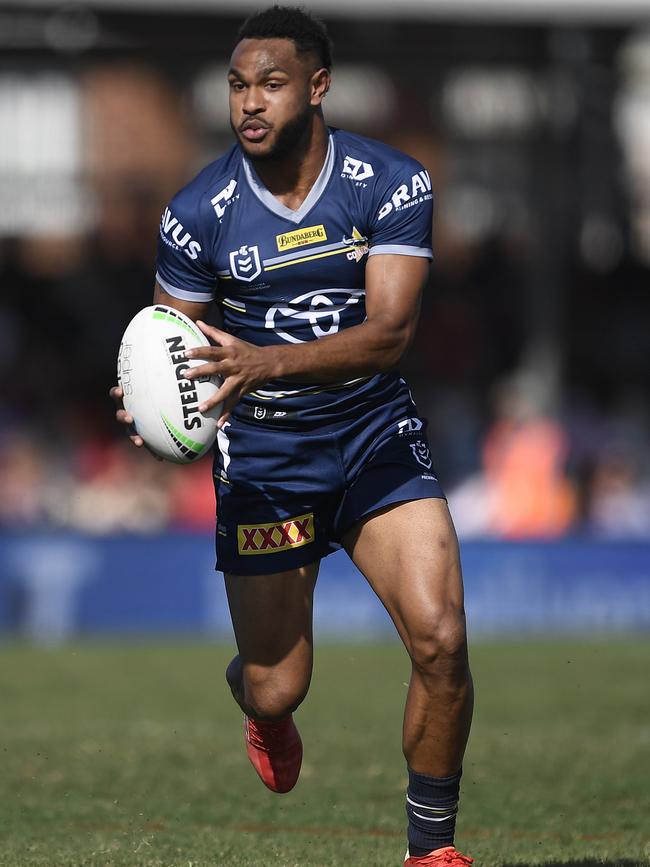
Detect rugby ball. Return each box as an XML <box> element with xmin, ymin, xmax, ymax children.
<box><xmin>117</xmin><ymin>305</ymin><xmax>222</xmax><ymax>463</ymax></box>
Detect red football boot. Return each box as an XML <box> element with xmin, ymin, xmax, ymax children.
<box><xmin>404</xmin><ymin>846</ymin><xmax>475</xmax><ymax>866</ymax></box>
<box><xmin>244</xmin><ymin>714</ymin><xmax>303</xmax><ymax>793</ymax></box>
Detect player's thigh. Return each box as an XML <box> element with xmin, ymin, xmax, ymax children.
<box><xmin>342</xmin><ymin>498</ymin><xmax>465</xmax><ymax>653</ymax></box>
<box><xmin>225</xmin><ymin>562</ymin><xmax>320</xmax><ymax>670</ymax></box>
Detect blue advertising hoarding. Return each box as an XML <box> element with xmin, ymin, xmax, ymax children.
<box><xmin>0</xmin><ymin>533</ymin><xmax>648</xmax><ymax>642</ymax></box>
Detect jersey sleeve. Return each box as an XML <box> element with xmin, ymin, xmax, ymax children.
<box><xmin>367</xmin><ymin>159</ymin><xmax>433</xmax><ymax>259</ymax></box>
<box><xmin>155</xmin><ymin>188</ymin><xmax>217</xmax><ymax>303</ymax></box>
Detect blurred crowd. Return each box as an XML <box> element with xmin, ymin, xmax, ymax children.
<box><xmin>2</xmin><ymin>222</ymin><xmax>649</xmax><ymax>540</ymax></box>
<box><xmin>2</xmin><ymin>351</ymin><xmax>649</xmax><ymax>540</ymax></box>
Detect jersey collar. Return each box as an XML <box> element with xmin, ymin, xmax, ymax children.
<box><xmin>240</xmin><ymin>134</ymin><xmax>334</xmax><ymax>225</ymax></box>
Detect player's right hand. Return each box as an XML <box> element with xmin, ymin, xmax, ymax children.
<box><xmin>109</xmin><ymin>384</ymin><xmax>147</xmax><ymax>449</ymax></box>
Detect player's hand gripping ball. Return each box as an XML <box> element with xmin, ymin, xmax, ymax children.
<box><xmin>117</xmin><ymin>305</ymin><xmax>223</xmax><ymax>463</ymax></box>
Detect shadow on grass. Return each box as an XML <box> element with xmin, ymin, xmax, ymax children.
<box><xmin>504</xmin><ymin>861</ymin><xmax>646</xmax><ymax>867</ymax></box>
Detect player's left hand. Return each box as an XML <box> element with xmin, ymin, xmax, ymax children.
<box><xmin>183</xmin><ymin>320</ymin><xmax>275</xmax><ymax>428</ymax></box>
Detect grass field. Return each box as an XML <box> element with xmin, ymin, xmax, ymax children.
<box><xmin>0</xmin><ymin>639</ymin><xmax>648</xmax><ymax>867</ymax></box>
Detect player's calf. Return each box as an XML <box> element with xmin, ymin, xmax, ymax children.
<box><xmin>401</xmin><ymin>608</ymin><xmax>473</xmax><ymax>857</ymax></box>
<box><xmin>402</xmin><ymin>604</ymin><xmax>473</xmax><ymax>771</ymax></box>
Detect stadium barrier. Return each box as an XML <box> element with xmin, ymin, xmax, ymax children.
<box><xmin>0</xmin><ymin>533</ymin><xmax>649</xmax><ymax>642</ymax></box>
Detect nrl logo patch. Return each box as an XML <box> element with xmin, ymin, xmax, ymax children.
<box><xmin>229</xmin><ymin>244</ymin><xmax>262</xmax><ymax>282</ymax></box>
<box><xmin>410</xmin><ymin>440</ymin><xmax>433</xmax><ymax>469</ymax></box>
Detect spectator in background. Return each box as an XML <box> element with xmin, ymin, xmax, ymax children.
<box><xmin>449</xmin><ymin>370</ymin><xmax>576</xmax><ymax>538</ymax></box>
<box><xmin>585</xmin><ymin>444</ymin><xmax>650</xmax><ymax>538</ymax></box>
<box><xmin>0</xmin><ymin>433</ymin><xmax>50</xmax><ymax>527</ymax></box>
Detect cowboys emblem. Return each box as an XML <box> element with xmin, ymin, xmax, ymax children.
<box><xmin>229</xmin><ymin>244</ymin><xmax>262</xmax><ymax>282</ymax></box>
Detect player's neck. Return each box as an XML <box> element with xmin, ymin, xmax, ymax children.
<box><xmin>249</xmin><ymin>116</ymin><xmax>329</xmax><ymax>212</ymax></box>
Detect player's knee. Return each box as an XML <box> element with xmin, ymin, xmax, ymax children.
<box><xmin>244</xmin><ymin>671</ymin><xmax>310</xmax><ymax>721</ymax></box>
<box><xmin>407</xmin><ymin>605</ymin><xmax>468</xmax><ymax>675</ymax></box>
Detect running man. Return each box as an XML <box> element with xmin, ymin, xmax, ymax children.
<box><xmin>112</xmin><ymin>7</ymin><xmax>474</xmax><ymax>864</ymax></box>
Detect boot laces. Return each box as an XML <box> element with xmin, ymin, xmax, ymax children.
<box><xmin>440</xmin><ymin>850</ymin><xmax>473</xmax><ymax>866</ymax></box>
<box><xmin>415</xmin><ymin>848</ymin><xmax>474</xmax><ymax>866</ymax></box>
<box><xmin>245</xmin><ymin>716</ymin><xmax>292</xmax><ymax>752</ymax></box>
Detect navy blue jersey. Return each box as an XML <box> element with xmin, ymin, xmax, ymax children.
<box><xmin>156</xmin><ymin>128</ymin><xmax>433</xmax><ymax>427</ymax></box>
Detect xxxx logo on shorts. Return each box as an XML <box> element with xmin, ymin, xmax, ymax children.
<box><xmin>237</xmin><ymin>513</ymin><xmax>314</xmax><ymax>555</ymax></box>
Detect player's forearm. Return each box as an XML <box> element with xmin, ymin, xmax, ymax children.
<box><xmin>264</xmin><ymin>317</ymin><xmax>413</xmax><ymax>384</ymax></box>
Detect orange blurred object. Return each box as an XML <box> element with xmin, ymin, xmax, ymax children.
<box><xmin>482</xmin><ymin>417</ymin><xmax>576</xmax><ymax>538</ymax></box>
<box><xmin>168</xmin><ymin>460</ymin><xmax>217</xmax><ymax>531</ymax></box>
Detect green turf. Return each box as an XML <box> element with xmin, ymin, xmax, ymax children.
<box><xmin>0</xmin><ymin>639</ymin><xmax>648</xmax><ymax>867</ymax></box>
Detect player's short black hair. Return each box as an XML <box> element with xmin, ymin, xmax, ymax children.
<box><xmin>237</xmin><ymin>5</ymin><xmax>333</xmax><ymax>71</ymax></box>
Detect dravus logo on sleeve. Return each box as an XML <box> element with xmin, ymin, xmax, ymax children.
<box><xmin>160</xmin><ymin>208</ymin><xmax>202</xmax><ymax>260</ymax></box>
<box><xmin>229</xmin><ymin>245</ymin><xmax>262</xmax><ymax>282</ymax></box>
<box><xmin>377</xmin><ymin>170</ymin><xmax>432</xmax><ymax>221</ymax></box>
<box><xmin>237</xmin><ymin>513</ymin><xmax>314</xmax><ymax>555</ymax></box>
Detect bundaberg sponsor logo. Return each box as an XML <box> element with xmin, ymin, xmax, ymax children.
<box><xmin>276</xmin><ymin>224</ymin><xmax>327</xmax><ymax>252</ymax></box>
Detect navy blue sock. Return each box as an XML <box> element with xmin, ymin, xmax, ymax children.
<box><xmin>406</xmin><ymin>766</ymin><xmax>462</xmax><ymax>857</ymax></box>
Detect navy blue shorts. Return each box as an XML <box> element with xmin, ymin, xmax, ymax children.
<box><xmin>213</xmin><ymin>398</ymin><xmax>445</xmax><ymax>576</ymax></box>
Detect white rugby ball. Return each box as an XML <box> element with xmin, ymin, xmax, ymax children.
<box><xmin>117</xmin><ymin>305</ymin><xmax>222</xmax><ymax>463</ymax></box>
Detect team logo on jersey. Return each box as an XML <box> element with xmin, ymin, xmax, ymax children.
<box><xmin>397</xmin><ymin>417</ymin><xmax>424</xmax><ymax>435</ymax></box>
<box><xmin>159</xmin><ymin>208</ymin><xmax>202</xmax><ymax>260</ymax></box>
<box><xmin>211</xmin><ymin>179</ymin><xmax>238</xmax><ymax>220</ymax></box>
<box><xmin>342</xmin><ymin>226</ymin><xmax>369</xmax><ymax>262</ymax></box>
<box><xmin>237</xmin><ymin>513</ymin><xmax>314</xmax><ymax>555</ymax></box>
<box><xmin>276</xmin><ymin>224</ymin><xmax>327</xmax><ymax>252</ymax></box>
<box><xmin>377</xmin><ymin>170</ymin><xmax>432</xmax><ymax>221</ymax></box>
<box><xmin>410</xmin><ymin>440</ymin><xmax>433</xmax><ymax>469</ymax></box>
<box><xmin>229</xmin><ymin>245</ymin><xmax>262</xmax><ymax>282</ymax></box>
<box><xmin>342</xmin><ymin>155</ymin><xmax>374</xmax><ymax>183</ymax></box>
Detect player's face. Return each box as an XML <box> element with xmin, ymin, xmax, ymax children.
<box><xmin>228</xmin><ymin>38</ymin><xmax>327</xmax><ymax>160</ymax></box>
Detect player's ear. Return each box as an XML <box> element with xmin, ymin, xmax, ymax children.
<box><xmin>310</xmin><ymin>68</ymin><xmax>330</xmax><ymax>106</ymax></box>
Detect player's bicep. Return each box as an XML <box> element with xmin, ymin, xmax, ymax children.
<box><xmin>364</xmin><ymin>254</ymin><xmax>429</xmax><ymax>350</ymax></box>
<box><xmin>153</xmin><ymin>280</ymin><xmax>214</xmax><ymax>324</ymax></box>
